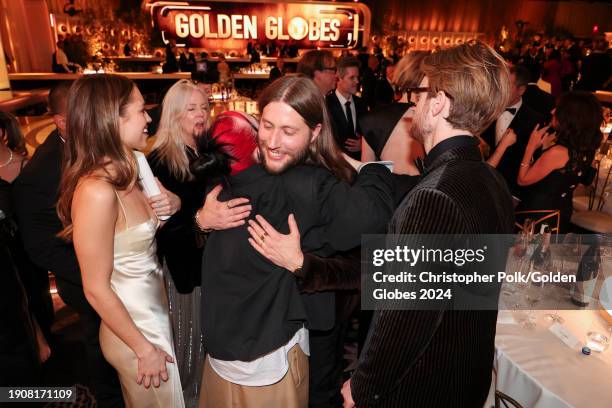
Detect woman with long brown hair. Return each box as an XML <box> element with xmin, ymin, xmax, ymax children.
<box><xmin>517</xmin><ymin>91</ymin><xmax>603</xmax><ymax>232</ymax></box>
<box><xmin>57</xmin><ymin>74</ymin><xmax>184</xmax><ymax>407</ymax></box>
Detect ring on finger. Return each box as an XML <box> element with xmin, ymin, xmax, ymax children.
<box><xmin>227</xmin><ymin>202</ymin><xmax>231</xmax><ymax>209</ymax></box>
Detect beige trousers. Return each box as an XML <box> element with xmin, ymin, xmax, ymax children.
<box><xmin>199</xmin><ymin>345</ymin><xmax>309</xmax><ymax>408</ymax></box>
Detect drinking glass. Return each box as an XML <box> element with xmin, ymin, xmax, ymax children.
<box><xmin>585</xmin><ymin>319</ymin><xmax>612</xmax><ymax>352</ymax></box>
<box><xmin>544</xmin><ymin>255</ymin><xmax>565</xmax><ymax>324</ymax></box>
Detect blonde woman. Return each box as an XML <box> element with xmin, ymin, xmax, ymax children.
<box><xmin>57</xmin><ymin>74</ymin><xmax>183</xmax><ymax>406</ymax></box>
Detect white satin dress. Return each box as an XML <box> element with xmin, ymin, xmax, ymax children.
<box><xmin>99</xmin><ymin>195</ymin><xmax>185</xmax><ymax>408</ymax></box>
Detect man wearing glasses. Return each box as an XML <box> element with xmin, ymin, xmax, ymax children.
<box><xmin>342</xmin><ymin>43</ymin><xmax>515</xmax><ymax>407</ymax></box>
<box><xmin>297</xmin><ymin>50</ymin><xmax>337</xmax><ymax>96</ymax></box>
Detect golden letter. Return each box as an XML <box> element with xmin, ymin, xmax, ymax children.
<box><xmin>175</xmin><ymin>13</ymin><xmax>189</xmax><ymax>38</ymax></box>
<box><xmin>189</xmin><ymin>14</ymin><xmax>204</xmax><ymax>38</ymax></box>
<box><xmin>204</xmin><ymin>14</ymin><xmax>217</xmax><ymax>38</ymax></box>
<box><xmin>244</xmin><ymin>15</ymin><xmax>257</xmax><ymax>39</ymax></box>
<box><xmin>277</xmin><ymin>17</ymin><xmax>289</xmax><ymax>40</ymax></box>
<box><xmin>218</xmin><ymin>14</ymin><xmax>231</xmax><ymax>39</ymax></box>
<box><xmin>265</xmin><ymin>16</ymin><xmax>277</xmax><ymax>39</ymax></box>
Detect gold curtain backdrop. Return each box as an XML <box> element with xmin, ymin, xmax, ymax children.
<box><xmin>363</xmin><ymin>0</ymin><xmax>611</xmax><ymax>38</ymax></box>
<box><xmin>46</xmin><ymin>1</ymin><xmax>612</xmax><ymax>39</ymax></box>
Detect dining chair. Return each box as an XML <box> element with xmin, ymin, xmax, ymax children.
<box><xmin>495</xmin><ymin>390</ymin><xmax>524</xmax><ymax>408</ymax></box>
<box><xmin>515</xmin><ymin>210</ymin><xmax>561</xmax><ymax>234</ymax></box>
<box><xmin>569</xmin><ymin>150</ymin><xmax>612</xmax><ymax>232</ymax></box>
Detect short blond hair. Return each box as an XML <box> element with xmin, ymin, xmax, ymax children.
<box><xmin>421</xmin><ymin>42</ymin><xmax>510</xmax><ymax>135</ymax></box>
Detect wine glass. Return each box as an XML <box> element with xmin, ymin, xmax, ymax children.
<box><xmin>544</xmin><ymin>255</ymin><xmax>565</xmax><ymax>324</ymax></box>
<box><xmin>585</xmin><ymin>317</ymin><xmax>612</xmax><ymax>352</ymax></box>
<box><xmin>502</xmin><ymin>224</ymin><xmax>532</xmax><ymax>302</ymax></box>
<box><xmin>520</xmin><ymin>280</ymin><xmax>544</xmax><ymax>329</ymax></box>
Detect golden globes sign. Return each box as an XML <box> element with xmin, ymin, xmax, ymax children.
<box><xmin>145</xmin><ymin>1</ymin><xmax>371</xmax><ymax>50</ymax></box>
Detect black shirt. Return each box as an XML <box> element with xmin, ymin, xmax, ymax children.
<box><xmin>202</xmin><ymin>163</ymin><xmax>394</xmax><ymax>361</ymax></box>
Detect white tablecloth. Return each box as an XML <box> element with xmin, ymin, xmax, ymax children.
<box><xmin>495</xmin><ymin>310</ymin><xmax>612</xmax><ymax>408</ymax></box>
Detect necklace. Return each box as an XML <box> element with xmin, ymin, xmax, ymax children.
<box><xmin>0</xmin><ymin>149</ymin><xmax>13</xmax><ymax>168</ymax></box>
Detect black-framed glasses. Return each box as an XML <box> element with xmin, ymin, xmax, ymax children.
<box><xmin>321</xmin><ymin>66</ymin><xmax>336</xmax><ymax>73</ymax></box>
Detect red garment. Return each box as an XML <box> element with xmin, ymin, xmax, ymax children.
<box><xmin>542</xmin><ymin>59</ymin><xmax>563</xmax><ymax>98</ymax></box>
<box><xmin>210</xmin><ymin>111</ymin><xmax>257</xmax><ymax>175</ymax></box>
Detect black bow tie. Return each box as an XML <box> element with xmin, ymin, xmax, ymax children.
<box><xmin>505</xmin><ymin>107</ymin><xmax>517</xmax><ymax>115</ymax></box>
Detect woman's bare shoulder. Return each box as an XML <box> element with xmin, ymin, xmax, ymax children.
<box><xmin>541</xmin><ymin>144</ymin><xmax>569</xmax><ymax>160</ymax></box>
<box><xmin>74</xmin><ymin>174</ymin><xmax>116</xmax><ymax>206</ymax></box>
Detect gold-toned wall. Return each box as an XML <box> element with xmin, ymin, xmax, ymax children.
<box><xmin>363</xmin><ymin>0</ymin><xmax>611</xmax><ymax>37</ymax></box>
<box><xmin>46</xmin><ymin>0</ymin><xmax>120</xmax><ymax>17</ymax></box>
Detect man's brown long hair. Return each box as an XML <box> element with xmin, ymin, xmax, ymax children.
<box><xmin>257</xmin><ymin>76</ymin><xmax>355</xmax><ymax>182</ymax></box>
<box><xmin>57</xmin><ymin>74</ymin><xmax>137</xmax><ymax>240</ymax></box>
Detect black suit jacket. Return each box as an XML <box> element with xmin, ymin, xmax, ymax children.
<box><xmin>481</xmin><ymin>103</ymin><xmax>544</xmax><ymax>197</ymax></box>
<box><xmin>351</xmin><ymin>137</ymin><xmax>514</xmax><ymax>407</ymax></box>
<box><xmin>326</xmin><ymin>92</ymin><xmax>367</xmax><ymax>159</ymax></box>
<box><xmin>12</xmin><ymin>130</ymin><xmax>81</xmax><ymax>287</ymax></box>
<box><xmin>522</xmin><ymin>84</ymin><xmax>555</xmax><ymax>121</ymax></box>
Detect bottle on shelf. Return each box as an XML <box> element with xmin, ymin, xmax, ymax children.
<box><xmin>570</xmin><ymin>235</ymin><xmax>601</xmax><ymax>307</ymax></box>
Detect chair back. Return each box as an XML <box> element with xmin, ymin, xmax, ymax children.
<box><xmin>495</xmin><ymin>391</ymin><xmax>524</xmax><ymax>408</ymax></box>
<box><xmin>515</xmin><ymin>210</ymin><xmax>561</xmax><ymax>234</ymax></box>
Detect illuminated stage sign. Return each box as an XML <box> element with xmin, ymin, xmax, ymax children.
<box><xmin>145</xmin><ymin>1</ymin><xmax>371</xmax><ymax>50</ymax></box>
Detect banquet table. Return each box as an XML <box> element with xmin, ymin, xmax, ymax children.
<box><xmin>493</xmin><ymin>241</ymin><xmax>612</xmax><ymax>407</ymax></box>
<box><xmin>495</xmin><ymin>309</ymin><xmax>611</xmax><ymax>407</ymax></box>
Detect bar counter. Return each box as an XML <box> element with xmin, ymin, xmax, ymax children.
<box><xmin>8</xmin><ymin>72</ymin><xmax>192</xmax><ymax>94</ymax></box>
<box><xmin>9</xmin><ymin>72</ymin><xmax>191</xmax><ymax>81</ymax></box>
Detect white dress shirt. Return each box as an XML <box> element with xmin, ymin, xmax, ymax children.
<box><xmin>495</xmin><ymin>99</ymin><xmax>522</xmax><ymax>145</ymax></box>
<box><xmin>208</xmin><ymin>326</ymin><xmax>309</xmax><ymax>386</ymax></box>
<box><xmin>335</xmin><ymin>89</ymin><xmax>357</xmax><ymax>132</ymax></box>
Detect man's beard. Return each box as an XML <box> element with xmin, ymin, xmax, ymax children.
<box><xmin>257</xmin><ymin>141</ymin><xmax>310</xmax><ymax>175</ymax></box>
<box><xmin>410</xmin><ymin>108</ymin><xmax>431</xmax><ymax>144</ymax></box>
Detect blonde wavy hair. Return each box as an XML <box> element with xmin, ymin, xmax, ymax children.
<box><xmin>152</xmin><ymin>79</ymin><xmax>210</xmax><ymax>181</ymax></box>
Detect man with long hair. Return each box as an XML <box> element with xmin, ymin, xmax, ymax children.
<box><xmin>197</xmin><ymin>76</ymin><xmax>395</xmax><ymax>408</ymax></box>
<box><xmin>342</xmin><ymin>42</ymin><xmax>515</xmax><ymax>407</ymax></box>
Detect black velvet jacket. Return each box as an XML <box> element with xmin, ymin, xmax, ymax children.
<box><xmin>148</xmin><ymin>148</ymin><xmax>206</xmax><ymax>293</ymax></box>
<box><xmin>351</xmin><ymin>136</ymin><xmax>514</xmax><ymax>407</ymax></box>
